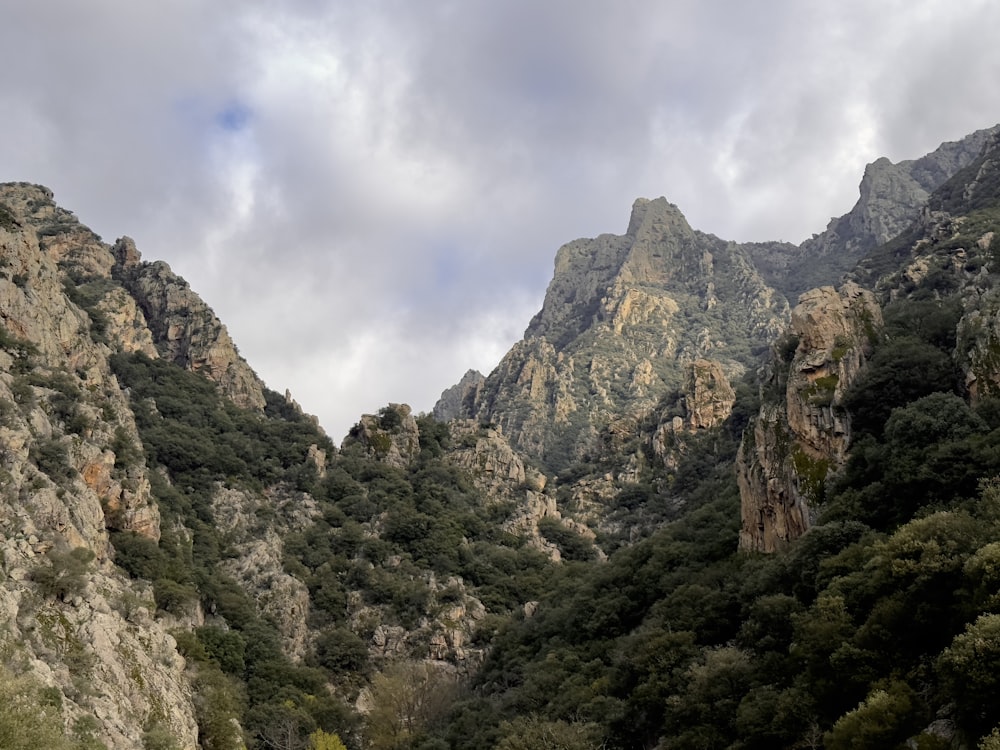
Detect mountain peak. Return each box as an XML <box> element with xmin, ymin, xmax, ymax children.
<box><xmin>625</xmin><ymin>196</ymin><xmax>688</xmax><ymax>238</ymax></box>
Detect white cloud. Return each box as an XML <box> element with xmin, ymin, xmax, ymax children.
<box><xmin>2</xmin><ymin>0</ymin><xmax>999</xmax><ymax>440</ymax></box>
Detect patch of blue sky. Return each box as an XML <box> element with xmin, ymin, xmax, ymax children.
<box><xmin>216</xmin><ymin>101</ymin><xmax>253</xmax><ymax>132</ymax></box>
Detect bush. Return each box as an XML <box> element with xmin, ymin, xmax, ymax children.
<box><xmin>315</xmin><ymin>627</ymin><xmax>369</xmax><ymax>674</ymax></box>
<box><xmin>31</xmin><ymin>546</ymin><xmax>94</xmax><ymax>600</ymax></box>
<box><xmin>30</xmin><ymin>438</ymin><xmax>76</xmax><ymax>482</ymax></box>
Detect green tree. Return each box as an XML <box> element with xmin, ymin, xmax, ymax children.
<box><xmin>306</xmin><ymin>729</ymin><xmax>347</xmax><ymax>750</ymax></box>
<box><xmin>938</xmin><ymin>613</ymin><xmax>1000</xmax><ymax>738</ymax></box>
<box><xmin>31</xmin><ymin>546</ymin><xmax>95</xmax><ymax>600</ymax></box>
<box><xmin>842</xmin><ymin>336</ymin><xmax>957</xmax><ymax>439</ymax></box>
<box><xmin>364</xmin><ymin>661</ymin><xmax>457</xmax><ymax>750</ymax></box>
<box><xmin>0</xmin><ymin>666</ymin><xmax>77</xmax><ymax>749</ymax></box>
<box><xmin>193</xmin><ymin>667</ymin><xmax>246</xmax><ymax>750</ymax></box>
<box><xmin>495</xmin><ymin>715</ymin><xmax>603</xmax><ymax>750</ymax></box>
<box><xmin>823</xmin><ymin>682</ymin><xmax>916</xmax><ymax>750</ymax></box>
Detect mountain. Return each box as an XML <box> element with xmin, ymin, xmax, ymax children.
<box><xmin>748</xmin><ymin>125</ymin><xmax>999</xmax><ymax>301</ymax></box>
<box><xmin>0</xmin><ymin>183</ymin><xmax>595</xmax><ymax>749</ymax></box>
<box><xmin>452</xmin><ymin>126</ymin><xmax>1000</xmax><ymax>749</ymax></box>
<box><xmin>437</xmin><ymin>127</ymin><xmax>998</xmax><ymax>474</ymax></box>
<box><xmin>4</xmin><ymin>122</ymin><xmax>1000</xmax><ymax>750</ymax></box>
<box><xmin>436</xmin><ymin>197</ymin><xmax>788</xmax><ymax>470</ymax></box>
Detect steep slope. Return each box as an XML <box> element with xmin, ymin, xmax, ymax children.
<box><xmin>736</xmin><ymin>282</ymin><xmax>882</xmax><ymax>552</ymax></box>
<box><xmin>429</xmin><ymin>125</ymin><xmax>1000</xmax><ymax>750</ymax></box>
<box><xmin>446</xmin><ymin>197</ymin><xmax>788</xmax><ymax>470</ymax></box>
<box><xmin>0</xmin><ymin>184</ymin><xmax>198</xmax><ymax>749</ymax></box>
<box><xmin>0</xmin><ymin>183</ymin><xmax>580</xmax><ymax>749</ymax></box>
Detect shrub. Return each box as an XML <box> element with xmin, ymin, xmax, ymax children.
<box><xmin>31</xmin><ymin>546</ymin><xmax>95</xmax><ymax>600</ymax></box>
<box><xmin>30</xmin><ymin>438</ymin><xmax>76</xmax><ymax>482</ymax></box>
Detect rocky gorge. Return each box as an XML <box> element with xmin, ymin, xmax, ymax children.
<box><xmin>3</xmin><ymin>122</ymin><xmax>1000</xmax><ymax>748</ymax></box>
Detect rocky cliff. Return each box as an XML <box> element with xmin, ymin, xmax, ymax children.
<box><xmin>737</xmin><ymin>282</ymin><xmax>882</xmax><ymax>552</ymax></box>
<box><xmin>442</xmin><ymin>197</ymin><xmax>788</xmax><ymax>470</ymax></box>
<box><xmin>747</xmin><ymin>125</ymin><xmax>998</xmax><ymax>303</ymax></box>
<box><xmin>0</xmin><ymin>184</ymin><xmax>198</xmax><ymax>748</ymax></box>
<box><xmin>5</xmin><ymin>120</ymin><xmax>1000</xmax><ymax>748</ymax></box>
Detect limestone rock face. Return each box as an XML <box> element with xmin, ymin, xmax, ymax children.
<box><xmin>0</xmin><ymin>184</ymin><xmax>198</xmax><ymax>748</ymax></box>
<box><xmin>747</xmin><ymin>126</ymin><xmax>999</xmax><ymax>303</ymax></box>
<box><xmin>446</xmin><ymin>420</ymin><xmax>543</xmax><ymax>499</ymax></box>
<box><xmin>433</xmin><ymin>369</ymin><xmax>485</xmax><ymax>422</ymax></box>
<box><xmin>117</xmin><ymin>254</ymin><xmax>267</xmax><ymax>411</ymax></box>
<box><xmin>347</xmin><ymin>403</ymin><xmax>422</xmax><ymax>469</ymax></box>
<box><xmin>736</xmin><ymin>404</ymin><xmax>810</xmax><ymax>553</ymax></box>
<box><xmin>441</xmin><ymin>420</ymin><xmax>575</xmax><ymax>560</ymax></box>
<box><xmin>737</xmin><ymin>282</ymin><xmax>882</xmax><ymax>553</ymax></box>
<box><xmin>960</xmin><ymin>287</ymin><xmax>1000</xmax><ymax>401</ymax></box>
<box><xmin>441</xmin><ymin>197</ymin><xmax>788</xmax><ymax>470</ymax></box>
<box><xmin>0</xmin><ymin>567</ymin><xmax>199</xmax><ymax>750</ymax></box>
<box><xmin>683</xmin><ymin>359</ymin><xmax>736</xmax><ymax>430</ymax></box>
<box><xmin>785</xmin><ymin>283</ymin><xmax>881</xmax><ymax>463</ymax></box>
<box><xmin>0</xmin><ymin>185</ymin><xmax>161</xmax><ymax>548</ymax></box>
<box><xmin>212</xmin><ymin>487</ymin><xmax>319</xmax><ymax>660</ymax></box>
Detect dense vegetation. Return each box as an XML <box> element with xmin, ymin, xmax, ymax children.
<box><xmin>414</xmin><ymin>293</ymin><xmax>1000</xmax><ymax>749</ymax></box>
<box><xmin>108</xmin><ymin>353</ymin><xmax>562</xmax><ymax>749</ymax></box>
<box><xmin>104</xmin><ymin>285</ymin><xmax>1000</xmax><ymax>748</ymax></box>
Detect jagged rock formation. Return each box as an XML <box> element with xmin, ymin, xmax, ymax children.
<box><xmin>433</xmin><ymin>369</ymin><xmax>485</xmax><ymax>422</ymax></box>
<box><xmin>682</xmin><ymin>359</ymin><xmax>736</xmax><ymax>430</ymax></box>
<box><xmin>0</xmin><ymin>184</ymin><xmax>197</xmax><ymax>748</ymax></box>
<box><xmin>113</xmin><ymin>237</ymin><xmax>267</xmax><ymax>411</ymax></box>
<box><xmin>346</xmin><ymin>403</ymin><xmax>422</xmax><ymax>469</ymax></box>
<box><xmin>441</xmin><ymin>197</ymin><xmax>789</xmax><ymax>470</ymax></box>
<box><xmin>649</xmin><ymin>358</ymin><xmax>736</xmax><ymax>479</ymax></box>
<box><xmin>0</xmin><ymin>185</ymin><xmax>161</xmax><ymax>546</ymax></box>
<box><xmin>3</xmin><ymin>121</ymin><xmax>999</xmax><ymax>747</ymax></box>
<box><xmin>785</xmin><ymin>284</ymin><xmax>881</xmax><ymax>462</ymax></box>
<box><xmin>747</xmin><ymin>126</ymin><xmax>999</xmax><ymax>303</ymax></box>
<box><xmin>211</xmin><ymin>486</ymin><xmax>320</xmax><ymax>660</ymax></box>
<box><xmin>441</xmin><ymin>420</ymin><xmax>591</xmax><ymax>560</ymax></box>
<box><xmin>445</xmin><ymin>420</ymin><xmax>546</xmax><ymax>500</ymax></box>
<box><xmin>737</xmin><ymin>282</ymin><xmax>883</xmax><ymax>552</ymax></box>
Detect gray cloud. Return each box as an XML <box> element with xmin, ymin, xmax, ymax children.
<box><xmin>2</xmin><ymin>1</ymin><xmax>999</xmax><ymax>440</ymax></box>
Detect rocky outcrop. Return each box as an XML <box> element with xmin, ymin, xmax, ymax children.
<box><xmin>737</xmin><ymin>282</ymin><xmax>882</xmax><ymax>552</ymax></box>
<box><xmin>116</xmin><ymin>248</ymin><xmax>267</xmax><ymax>411</ymax></box>
<box><xmin>785</xmin><ymin>283</ymin><xmax>881</xmax><ymax>463</ymax></box>
<box><xmin>212</xmin><ymin>486</ymin><xmax>319</xmax><ymax>660</ymax></box>
<box><xmin>351</xmin><ymin>573</ymin><xmax>488</xmax><ymax>667</ymax></box>
<box><xmin>960</xmin><ymin>285</ymin><xmax>1000</xmax><ymax>402</ymax></box>
<box><xmin>433</xmin><ymin>369</ymin><xmax>485</xmax><ymax>422</ymax></box>
<box><xmin>736</xmin><ymin>404</ymin><xmax>810</xmax><ymax>553</ymax></box>
<box><xmin>347</xmin><ymin>403</ymin><xmax>422</xmax><ymax>469</ymax></box>
<box><xmin>0</xmin><ymin>184</ymin><xmax>198</xmax><ymax>748</ymax></box>
<box><xmin>446</xmin><ymin>420</ymin><xmax>546</xmax><ymax>500</ymax></box>
<box><xmin>440</xmin><ymin>420</ymin><xmax>594</xmax><ymax>561</ymax></box>
<box><xmin>0</xmin><ymin>561</ymin><xmax>199</xmax><ymax>749</ymax></box>
<box><xmin>650</xmin><ymin>359</ymin><xmax>734</xmax><ymax>473</ymax></box>
<box><xmin>0</xmin><ymin>187</ymin><xmax>160</xmax><ymax>547</ymax></box>
<box><xmin>442</xmin><ymin>197</ymin><xmax>789</xmax><ymax>470</ymax></box>
<box><xmin>747</xmin><ymin>126</ymin><xmax>999</xmax><ymax>303</ymax></box>
<box><xmin>682</xmin><ymin>359</ymin><xmax>736</xmax><ymax>430</ymax></box>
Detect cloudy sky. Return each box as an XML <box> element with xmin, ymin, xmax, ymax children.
<box><xmin>2</xmin><ymin>1</ymin><xmax>999</xmax><ymax>441</ymax></box>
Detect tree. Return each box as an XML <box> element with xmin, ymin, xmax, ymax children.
<box><xmin>495</xmin><ymin>715</ymin><xmax>604</xmax><ymax>750</ymax></box>
<box><xmin>0</xmin><ymin>666</ymin><xmax>77</xmax><ymax>749</ymax></box>
<box><xmin>823</xmin><ymin>682</ymin><xmax>916</xmax><ymax>750</ymax></box>
<box><xmin>306</xmin><ymin>729</ymin><xmax>347</xmax><ymax>750</ymax></box>
<box><xmin>193</xmin><ymin>667</ymin><xmax>246</xmax><ymax>750</ymax></box>
<box><xmin>938</xmin><ymin>613</ymin><xmax>1000</xmax><ymax>738</ymax></box>
<box><xmin>31</xmin><ymin>546</ymin><xmax>95</xmax><ymax>600</ymax></box>
<box><xmin>364</xmin><ymin>661</ymin><xmax>458</xmax><ymax>750</ymax></box>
